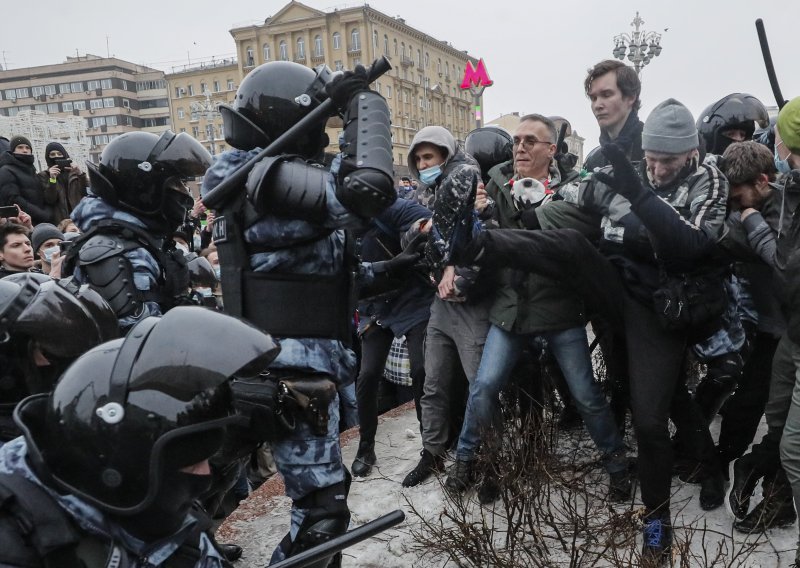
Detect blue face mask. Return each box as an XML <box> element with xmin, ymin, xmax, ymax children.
<box><xmin>775</xmin><ymin>143</ymin><xmax>793</xmax><ymax>175</ymax></box>
<box><xmin>418</xmin><ymin>164</ymin><xmax>442</xmax><ymax>185</ymax></box>
<box><xmin>42</xmin><ymin>245</ymin><xmax>59</xmax><ymax>264</ymax></box>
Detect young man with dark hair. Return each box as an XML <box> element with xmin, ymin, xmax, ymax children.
<box><xmin>0</xmin><ymin>223</ymin><xmax>34</xmax><ymax>277</ymax></box>
<box><xmin>583</xmin><ymin>60</ymin><xmax>643</xmax><ymax>171</ymax></box>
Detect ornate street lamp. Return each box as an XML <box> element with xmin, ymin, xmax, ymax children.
<box><xmin>612</xmin><ymin>12</ymin><xmax>663</xmax><ymax>76</ymax></box>
<box><xmin>190</xmin><ymin>89</ymin><xmax>221</xmax><ymax>155</ymax></box>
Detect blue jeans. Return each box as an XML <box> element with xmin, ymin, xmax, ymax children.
<box><xmin>456</xmin><ymin>324</ymin><xmax>626</xmax><ymax>473</ymax></box>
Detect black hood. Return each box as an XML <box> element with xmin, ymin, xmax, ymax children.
<box><xmin>44</xmin><ymin>142</ymin><xmax>69</xmax><ymax>168</ymax></box>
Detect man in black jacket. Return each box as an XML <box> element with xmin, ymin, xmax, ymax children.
<box><xmin>0</xmin><ymin>136</ymin><xmax>54</xmax><ymax>225</ymax></box>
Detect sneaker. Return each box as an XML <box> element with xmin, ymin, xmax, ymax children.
<box><xmin>426</xmin><ymin>173</ymin><xmax>479</xmax><ymax>269</ymax></box>
<box><xmin>444</xmin><ymin>459</ymin><xmax>476</xmax><ymax>495</ymax></box>
<box><xmin>733</xmin><ymin>497</ymin><xmax>797</xmax><ymax>533</ymax></box>
<box><xmin>477</xmin><ymin>473</ymin><xmax>501</xmax><ymax>504</ymax></box>
<box><xmin>699</xmin><ymin>469</ymin><xmax>726</xmax><ymax>511</ymax></box>
<box><xmin>728</xmin><ymin>456</ymin><xmax>760</xmax><ymax>519</ymax></box>
<box><xmin>641</xmin><ymin>512</ymin><xmax>672</xmax><ymax>566</ymax></box>
<box><xmin>351</xmin><ymin>443</ymin><xmax>376</xmax><ymax>478</ymax></box>
<box><xmin>402</xmin><ymin>449</ymin><xmax>444</xmax><ymax>488</ymax></box>
<box><xmin>608</xmin><ymin>469</ymin><xmax>634</xmax><ymax>503</ymax></box>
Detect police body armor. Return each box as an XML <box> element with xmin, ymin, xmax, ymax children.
<box><xmin>62</xmin><ymin>219</ymin><xmax>191</xmax><ymax>319</ymax></box>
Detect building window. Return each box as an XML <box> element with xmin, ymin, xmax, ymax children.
<box><xmin>92</xmin><ymin>116</ymin><xmax>106</xmax><ymax>128</ymax></box>
<box><xmin>175</xmin><ymin>87</ymin><xmax>182</xmax><ymax>98</ymax></box>
<box><xmin>227</xmin><ymin>79</ymin><xmax>235</xmax><ymax>91</ymax></box>
<box><xmin>177</xmin><ymin>108</ymin><xmax>185</xmax><ymax>119</ymax></box>
<box><xmin>332</xmin><ymin>32</ymin><xmax>341</xmax><ymax>50</ymax></box>
<box><xmin>71</xmin><ymin>82</ymin><xmax>83</xmax><ymax>93</ymax></box>
<box><xmin>386</xmin><ymin>86</ymin><xmax>392</xmax><ymax>99</ymax></box>
<box><xmin>187</xmin><ymin>84</ymin><xmax>195</xmax><ymax>96</ymax></box>
<box><xmin>350</xmin><ymin>28</ymin><xmax>360</xmax><ymax>51</ymax></box>
<box><xmin>393</xmin><ymin>39</ymin><xmax>398</xmax><ymax>56</ymax></box>
<box><xmin>62</xmin><ymin>101</ymin><xmax>74</xmax><ymax>111</ymax></box>
<box><xmin>296</xmin><ymin>37</ymin><xmax>305</xmax><ymax>59</ymax></box>
<box><xmin>90</xmin><ymin>99</ymin><xmax>103</xmax><ymax>109</ymax></box>
<box><xmin>122</xmin><ymin>80</ymin><xmax>129</xmax><ymax>90</ymax></box>
<box><xmin>103</xmin><ymin>97</ymin><xmax>115</xmax><ymax>108</ymax></box>
<box><xmin>246</xmin><ymin>47</ymin><xmax>254</xmax><ymax>66</ymax></box>
<box><xmin>279</xmin><ymin>40</ymin><xmax>288</xmax><ymax>61</ymax></box>
<box><xmin>74</xmin><ymin>101</ymin><xmax>86</xmax><ymax>110</ymax></box>
<box><xmin>384</xmin><ymin>35</ymin><xmax>389</xmax><ymax>55</ymax></box>
<box><xmin>59</xmin><ymin>83</ymin><xmax>71</xmax><ymax>94</ymax></box>
<box><xmin>334</xmin><ymin>60</ymin><xmax>343</xmax><ymax>71</ymax></box>
<box><xmin>15</xmin><ymin>88</ymin><xmax>29</xmax><ymax>98</ymax></box>
<box><xmin>354</xmin><ymin>58</ymin><xmax>361</xmax><ymax>67</ymax></box>
<box><xmin>122</xmin><ymin>98</ymin><xmax>130</xmax><ymax>109</ymax></box>
<box><xmin>87</xmin><ymin>80</ymin><xmax>101</xmax><ymax>91</ymax></box>
<box><xmin>200</xmin><ymin>82</ymin><xmax>207</xmax><ymax>94</ymax></box>
<box><xmin>373</xmin><ymin>30</ymin><xmax>378</xmax><ymax>48</ymax></box>
<box><xmin>375</xmin><ymin>82</ymin><xmax>381</xmax><ymax>95</ymax></box>
<box><xmin>425</xmin><ymin>52</ymin><xmax>429</xmax><ymax>68</ymax></box>
<box><xmin>417</xmin><ymin>50</ymin><xmax>422</xmax><ymax>66</ymax></box>
<box><xmin>47</xmin><ymin>103</ymin><xmax>59</xmax><ymax>113</ymax></box>
<box><xmin>108</xmin><ymin>115</ymin><xmax>118</xmax><ymax>126</ymax></box>
<box><xmin>32</xmin><ymin>86</ymin><xmax>45</xmax><ymax>97</ymax></box>
<box><xmin>400</xmin><ymin>42</ymin><xmax>405</xmax><ymax>58</ymax></box>
<box><xmin>192</xmin><ymin>126</ymin><xmax>200</xmax><ymax>138</ymax></box>
<box><xmin>437</xmin><ymin>59</ymin><xmax>442</xmax><ymax>75</ymax></box>
<box><xmin>263</xmin><ymin>43</ymin><xmax>271</xmax><ymax>61</ymax></box>
<box><xmin>101</xmin><ymin>78</ymin><xmax>113</xmax><ymax>89</ymax></box>
<box><xmin>213</xmin><ymin>80</ymin><xmax>220</xmax><ymax>92</ymax></box>
<box><xmin>445</xmin><ymin>63</ymin><xmax>450</xmax><ymax>78</ymax></box>
<box><xmin>314</xmin><ymin>35</ymin><xmax>323</xmax><ymax>57</ymax></box>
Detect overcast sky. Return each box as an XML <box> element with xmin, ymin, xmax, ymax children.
<box><xmin>2</xmin><ymin>0</ymin><xmax>798</xmax><ymax>149</ymax></box>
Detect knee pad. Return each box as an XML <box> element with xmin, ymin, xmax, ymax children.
<box><xmin>287</xmin><ymin>479</ymin><xmax>351</xmax><ymax>566</ymax></box>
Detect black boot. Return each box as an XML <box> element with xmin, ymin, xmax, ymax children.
<box><xmin>218</xmin><ymin>543</ymin><xmax>243</xmax><ymax>561</ymax></box>
<box><xmin>699</xmin><ymin>469</ymin><xmax>726</xmax><ymax>510</ymax></box>
<box><xmin>351</xmin><ymin>442</ymin><xmax>376</xmax><ymax>478</ymax></box>
<box><xmin>608</xmin><ymin>468</ymin><xmax>634</xmax><ymax>503</ymax></box>
<box><xmin>402</xmin><ymin>449</ymin><xmax>444</xmax><ymax>487</ymax></box>
<box><xmin>477</xmin><ymin>473</ymin><xmax>501</xmax><ymax>504</ymax></box>
<box><xmin>728</xmin><ymin>455</ymin><xmax>761</xmax><ymax>519</ymax></box>
<box><xmin>694</xmin><ymin>354</ymin><xmax>741</xmax><ymax>425</ymax></box>
<box><xmin>733</xmin><ymin>497</ymin><xmax>797</xmax><ymax>533</ymax></box>
<box><xmin>444</xmin><ymin>459</ymin><xmax>476</xmax><ymax>495</ymax></box>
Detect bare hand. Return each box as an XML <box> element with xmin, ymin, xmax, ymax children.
<box><xmin>191</xmin><ymin>198</ymin><xmax>206</xmax><ymax>218</ymax></box>
<box><xmin>10</xmin><ymin>205</ymin><xmax>32</xmax><ymax>230</ymax></box>
<box><xmin>204</xmin><ymin>209</ymin><xmax>215</xmax><ymax>230</ymax></box>
<box><xmin>48</xmin><ymin>165</ymin><xmax>61</xmax><ymax>178</ymax></box>
<box><xmin>49</xmin><ymin>251</ymin><xmax>64</xmax><ymax>279</ymax></box>
<box><xmin>70</xmin><ymin>161</ymin><xmax>81</xmax><ymax>175</ymax></box>
<box><xmin>437</xmin><ymin>265</ymin><xmax>457</xmax><ymax>299</ymax></box>
<box><xmin>475</xmin><ymin>183</ymin><xmax>488</xmax><ymax>212</ymax></box>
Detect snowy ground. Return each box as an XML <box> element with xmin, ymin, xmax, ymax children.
<box><xmin>219</xmin><ymin>403</ymin><xmax>798</xmax><ymax>567</ymax></box>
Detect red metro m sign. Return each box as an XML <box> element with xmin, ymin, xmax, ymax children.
<box><xmin>460</xmin><ymin>59</ymin><xmax>493</xmax><ymax>91</ymax></box>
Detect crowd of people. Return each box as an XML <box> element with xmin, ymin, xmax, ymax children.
<box><xmin>0</xmin><ymin>54</ymin><xmax>798</xmax><ymax>568</ymax></box>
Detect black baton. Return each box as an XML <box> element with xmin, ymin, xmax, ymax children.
<box><xmin>265</xmin><ymin>509</ymin><xmax>405</xmax><ymax>568</ymax></box>
<box><xmin>204</xmin><ymin>56</ymin><xmax>393</xmax><ymax>210</ymax></box>
<box><xmin>755</xmin><ymin>19</ymin><xmax>787</xmax><ymax>110</ymax></box>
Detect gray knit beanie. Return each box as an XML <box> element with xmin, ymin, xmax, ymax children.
<box><xmin>642</xmin><ymin>98</ymin><xmax>699</xmax><ymax>154</ymax></box>
<box><xmin>31</xmin><ymin>223</ymin><xmax>64</xmax><ymax>254</ymax></box>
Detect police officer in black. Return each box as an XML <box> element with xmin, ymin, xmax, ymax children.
<box><xmin>0</xmin><ymin>306</ymin><xmax>280</xmax><ymax>567</ymax></box>
<box><xmin>63</xmin><ymin>131</ymin><xmax>212</xmax><ymax>330</ymax></box>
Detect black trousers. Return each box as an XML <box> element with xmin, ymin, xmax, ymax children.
<box><xmin>718</xmin><ymin>332</ymin><xmax>781</xmax><ymax>466</ymax></box>
<box><xmin>475</xmin><ymin>228</ymin><xmax>717</xmax><ymax>514</ymax></box>
<box><xmin>355</xmin><ymin>320</ymin><xmax>427</xmax><ymax>447</ymax></box>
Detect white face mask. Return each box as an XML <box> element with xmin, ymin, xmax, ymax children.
<box><xmin>195</xmin><ymin>286</ymin><xmax>213</xmax><ymax>298</ymax></box>
<box><xmin>42</xmin><ymin>245</ymin><xmax>60</xmax><ymax>264</ymax></box>
<box><xmin>175</xmin><ymin>242</ymin><xmax>189</xmax><ymax>255</ymax></box>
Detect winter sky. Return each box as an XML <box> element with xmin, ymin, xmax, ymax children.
<box><xmin>2</xmin><ymin>0</ymin><xmax>799</xmax><ymax>148</ymax></box>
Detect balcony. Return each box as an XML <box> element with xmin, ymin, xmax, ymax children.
<box><xmin>400</xmin><ymin>56</ymin><xmax>414</xmax><ymax>67</ymax></box>
<box><xmin>348</xmin><ymin>45</ymin><xmax>361</xmax><ymax>56</ymax></box>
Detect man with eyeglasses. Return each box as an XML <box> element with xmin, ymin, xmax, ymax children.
<box><xmin>448</xmin><ymin>114</ymin><xmax>630</xmax><ymax>504</ymax></box>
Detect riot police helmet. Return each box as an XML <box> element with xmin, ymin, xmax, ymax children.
<box><xmin>185</xmin><ymin>252</ymin><xmax>218</xmax><ymax>288</ymax></box>
<box><xmin>87</xmin><ymin>131</ymin><xmax>212</xmax><ymax>233</ymax></box>
<box><xmin>15</xmin><ymin>306</ymin><xmax>280</xmax><ymax>516</ymax></box>
<box><xmin>465</xmin><ymin>125</ymin><xmax>513</xmax><ymax>183</ymax></box>
<box><xmin>219</xmin><ymin>61</ymin><xmax>334</xmax><ymax>156</ymax></box>
<box><xmin>697</xmin><ymin>93</ymin><xmax>770</xmax><ymax>155</ymax></box>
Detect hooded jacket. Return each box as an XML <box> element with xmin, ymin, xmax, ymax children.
<box><xmin>0</xmin><ymin>152</ymin><xmax>54</xmax><ymax>225</ymax></box>
<box><xmin>484</xmin><ymin>159</ymin><xmax>585</xmax><ymax>333</ymax></box>
<box><xmin>36</xmin><ymin>143</ymin><xmax>89</xmax><ymax>222</ymax></box>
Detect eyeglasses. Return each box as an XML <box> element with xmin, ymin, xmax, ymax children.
<box><xmin>512</xmin><ymin>136</ymin><xmax>553</xmax><ymax>149</ymax></box>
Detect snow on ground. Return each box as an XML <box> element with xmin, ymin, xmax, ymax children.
<box><xmin>220</xmin><ymin>403</ymin><xmax>798</xmax><ymax>567</ymax></box>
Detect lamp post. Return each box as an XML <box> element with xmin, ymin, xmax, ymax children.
<box><xmin>612</xmin><ymin>12</ymin><xmax>663</xmax><ymax>76</ymax></box>
<box><xmin>190</xmin><ymin>89</ymin><xmax>220</xmax><ymax>155</ymax></box>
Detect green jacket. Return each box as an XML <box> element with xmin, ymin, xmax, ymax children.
<box><xmin>484</xmin><ymin>160</ymin><xmax>585</xmax><ymax>334</ymax></box>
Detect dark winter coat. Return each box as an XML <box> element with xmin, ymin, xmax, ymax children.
<box><xmin>484</xmin><ymin>159</ymin><xmax>585</xmax><ymax>334</ymax></box>
<box><xmin>583</xmin><ymin>110</ymin><xmax>644</xmax><ymax>172</ymax></box>
<box><xmin>36</xmin><ymin>168</ymin><xmax>88</xmax><ymax>222</ymax></box>
<box><xmin>0</xmin><ymin>152</ymin><xmax>54</xmax><ymax>225</ymax></box>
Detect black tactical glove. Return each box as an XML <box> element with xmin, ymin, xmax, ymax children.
<box><xmin>592</xmin><ymin>143</ymin><xmax>648</xmax><ymax>204</ymax></box>
<box><xmin>372</xmin><ymin>233</ymin><xmax>426</xmax><ymax>276</ymax></box>
<box><xmin>325</xmin><ymin>64</ymin><xmax>369</xmax><ymax>114</ymax></box>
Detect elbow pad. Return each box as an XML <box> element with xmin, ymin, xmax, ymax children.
<box><xmin>246</xmin><ymin>156</ymin><xmax>329</xmax><ymax>224</ymax></box>
<box><xmin>336</xmin><ymin>91</ymin><xmax>395</xmax><ymax>218</ymax></box>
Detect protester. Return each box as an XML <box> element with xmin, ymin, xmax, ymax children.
<box><xmin>0</xmin><ymin>136</ymin><xmax>54</xmax><ymax>225</ymax></box>
<box><xmin>36</xmin><ymin>142</ymin><xmax>89</xmax><ymax>222</ymax></box>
